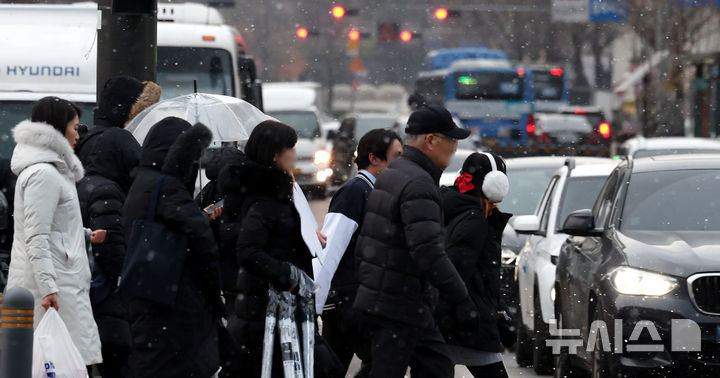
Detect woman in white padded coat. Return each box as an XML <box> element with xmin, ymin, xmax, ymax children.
<box><xmin>6</xmin><ymin>96</ymin><xmax>103</xmax><ymax>366</ymax></box>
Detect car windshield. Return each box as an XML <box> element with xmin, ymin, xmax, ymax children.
<box><xmin>355</xmin><ymin>117</ymin><xmax>396</xmax><ymax>138</ymax></box>
<box><xmin>621</xmin><ymin>169</ymin><xmax>720</xmax><ymax>231</ymax></box>
<box><xmin>267</xmin><ymin>110</ymin><xmax>320</xmax><ymax>139</ymax></box>
<box><xmin>157</xmin><ymin>47</ymin><xmax>234</xmax><ymax>99</ymax></box>
<box><xmin>555</xmin><ymin>176</ymin><xmax>607</xmax><ymax>230</ymax></box>
<box><xmin>0</xmin><ymin>101</ymin><xmax>95</xmax><ymax>159</ymax></box>
<box><xmin>634</xmin><ymin>148</ymin><xmax>720</xmax><ymax>158</ymax></box>
<box><xmin>504</xmin><ymin>167</ymin><xmax>558</xmax><ymax>215</ymax></box>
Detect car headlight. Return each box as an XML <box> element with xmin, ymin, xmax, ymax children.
<box><xmin>550</xmin><ymin>287</ymin><xmax>556</xmax><ymax>303</ymax></box>
<box><xmin>314</xmin><ymin>149</ymin><xmax>331</xmax><ymax>165</ymax></box>
<box><xmin>316</xmin><ymin>168</ymin><xmax>333</xmax><ymax>182</ymax></box>
<box><xmin>501</xmin><ymin>248</ymin><xmax>517</xmax><ymax>265</ymax></box>
<box><xmin>609</xmin><ymin>267</ymin><xmax>677</xmax><ymax>296</ymax></box>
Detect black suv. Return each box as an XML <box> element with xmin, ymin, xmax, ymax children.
<box><xmin>554</xmin><ymin>154</ymin><xmax>720</xmax><ymax>377</ymax></box>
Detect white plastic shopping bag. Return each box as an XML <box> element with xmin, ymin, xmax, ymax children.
<box><xmin>32</xmin><ymin>308</ymin><xmax>88</xmax><ymax>378</ymax></box>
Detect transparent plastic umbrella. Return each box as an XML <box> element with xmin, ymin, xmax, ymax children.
<box><xmin>126</xmin><ymin>92</ymin><xmax>275</xmax><ymax>146</ymax></box>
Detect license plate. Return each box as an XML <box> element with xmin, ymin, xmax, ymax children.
<box><xmin>497</xmin><ymin>128</ymin><xmax>510</xmax><ymax>137</ymax></box>
<box><xmin>293</xmin><ymin>168</ymin><xmax>302</xmax><ymax>174</ymax></box>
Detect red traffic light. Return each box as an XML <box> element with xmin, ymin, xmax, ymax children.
<box><xmin>400</xmin><ymin>30</ymin><xmax>412</xmax><ymax>42</ymax></box>
<box><xmin>296</xmin><ymin>27</ymin><xmax>309</xmax><ymax>39</ymax></box>
<box><xmin>434</xmin><ymin>7</ymin><xmax>449</xmax><ymax>20</ymax></box>
<box><xmin>331</xmin><ymin>5</ymin><xmax>345</xmax><ymax>19</ymax></box>
<box><xmin>348</xmin><ymin>29</ymin><xmax>360</xmax><ymax>41</ymax></box>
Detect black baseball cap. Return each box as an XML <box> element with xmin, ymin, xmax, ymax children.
<box><xmin>405</xmin><ymin>105</ymin><xmax>471</xmax><ymax>140</ymax></box>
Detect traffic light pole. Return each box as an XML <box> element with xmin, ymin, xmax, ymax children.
<box><xmin>96</xmin><ymin>0</ymin><xmax>157</xmax><ymax>102</ymax></box>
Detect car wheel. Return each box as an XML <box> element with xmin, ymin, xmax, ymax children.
<box><xmin>590</xmin><ymin>306</ymin><xmax>611</xmax><ymax>378</ymax></box>
<box><xmin>515</xmin><ymin>301</ymin><xmax>534</xmax><ymax>367</ymax></box>
<box><xmin>533</xmin><ymin>286</ymin><xmax>554</xmax><ymax>374</ymax></box>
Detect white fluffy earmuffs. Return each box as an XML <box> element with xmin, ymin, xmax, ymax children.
<box><xmin>481</xmin><ymin>152</ymin><xmax>509</xmax><ymax>203</ymax></box>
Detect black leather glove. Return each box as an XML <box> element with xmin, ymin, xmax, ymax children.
<box><xmin>452</xmin><ymin>297</ymin><xmax>480</xmax><ymax>332</ymax></box>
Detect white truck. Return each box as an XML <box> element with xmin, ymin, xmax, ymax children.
<box><xmin>0</xmin><ymin>2</ymin><xmax>260</xmax><ymax>159</ymax></box>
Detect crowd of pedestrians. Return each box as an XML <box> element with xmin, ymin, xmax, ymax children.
<box><xmin>3</xmin><ymin>75</ymin><xmax>513</xmax><ymax>378</ymax></box>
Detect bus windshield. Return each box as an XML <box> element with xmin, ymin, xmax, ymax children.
<box><xmin>454</xmin><ymin>71</ymin><xmax>524</xmax><ymax>100</ymax></box>
<box><xmin>157</xmin><ymin>47</ymin><xmax>235</xmax><ymax>99</ymax></box>
<box><xmin>532</xmin><ymin>70</ymin><xmax>565</xmax><ymax>101</ymax></box>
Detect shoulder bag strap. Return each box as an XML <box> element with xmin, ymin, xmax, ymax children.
<box><xmin>146</xmin><ymin>174</ymin><xmax>167</xmax><ymax>221</ymax></box>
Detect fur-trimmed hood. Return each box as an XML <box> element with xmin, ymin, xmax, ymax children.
<box><xmin>95</xmin><ymin>76</ymin><xmax>161</xmax><ymax>128</ymax></box>
<box><xmin>162</xmin><ymin>123</ymin><xmax>213</xmax><ymax>189</ymax></box>
<box><xmin>11</xmin><ymin>120</ymin><xmax>84</xmax><ymax>182</ymax></box>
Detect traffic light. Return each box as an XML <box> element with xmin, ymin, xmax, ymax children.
<box><xmin>433</xmin><ymin>7</ymin><xmax>460</xmax><ymax>20</ymax></box>
<box><xmin>331</xmin><ymin>5</ymin><xmax>345</xmax><ymax>19</ymax></box>
<box><xmin>348</xmin><ymin>29</ymin><xmax>360</xmax><ymax>41</ymax></box>
<box><xmin>434</xmin><ymin>7</ymin><xmax>448</xmax><ymax>20</ymax></box>
<box><xmin>330</xmin><ymin>5</ymin><xmax>359</xmax><ymax>19</ymax></box>
<box><xmin>296</xmin><ymin>27</ymin><xmax>309</xmax><ymax>39</ymax></box>
<box><xmin>399</xmin><ymin>30</ymin><xmax>413</xmax><ymax>42</ymax></box>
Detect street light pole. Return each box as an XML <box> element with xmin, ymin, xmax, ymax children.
<box><xmin>96</xmin><ymin>0</ymin><xmax>157</xmax><ymax>103</ymax></box>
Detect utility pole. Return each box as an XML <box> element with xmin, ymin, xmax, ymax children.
<box><xmin>96</xmin><ymin>0</ymin><xmax>157</xmax><ymax>102</ymax></box>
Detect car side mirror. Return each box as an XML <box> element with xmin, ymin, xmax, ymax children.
<box><xmin>510</xmin><ymin>215</ymin><xmax>540</xmax><ymax>234</ymax></box>
<box><xmin>561</xmin><ymin>209</ymin><xmax>603</xmax><ymax>237</ymax></box>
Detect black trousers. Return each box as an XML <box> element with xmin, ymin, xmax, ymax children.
<box><xmin>363</xmin><ymin>315</ymin><xmax>454</xmax><ymax>378</ymax></box>
<box><xmin>466</xmin><ymin>362</ymin><xmax>509</xmax><ymax>378</ymax></box>
<box><xmin>322</xmin><ymin>306</ymin><xmax>369</xmax><ymax>374</ymax></box>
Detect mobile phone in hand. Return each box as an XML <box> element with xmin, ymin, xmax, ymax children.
<box><xmin>205</xmin><ymin>199</ymin><xmax>224</xmax><ymax>214</ymax></box>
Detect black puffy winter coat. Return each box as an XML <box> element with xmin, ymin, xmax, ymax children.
<box><xmin>122</xmin><ymin>118</ymin><xmax>222</xmax><ymax>378</ymax></box>
<box><xmin>218</xmin><ymin>160</ymin><xmax>313</xmax><ymax>372</ymax></box>
<box><xmin>437</xmin><ymin>187</ymin><xmax>512</xmax><ymax>352</ymax></box>
<box><xmin>195</xmin><ymin>147</ymin><xmax>246</xmax><ymax>311</ymax></box>
<box><xmin>353</xmin><ymin>146</ymin><xmax>470</xmax><ymax>329</ymax></box>
<box><xmin>77</xmin><ymin>128</ymin><xmax>139</xmax><ymax>302</ymax></box>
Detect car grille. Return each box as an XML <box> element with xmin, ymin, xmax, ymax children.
<box><xmin>688</xmin><ymin>273</ymin><xmax>720</xmax><ymax>315</ymax></box>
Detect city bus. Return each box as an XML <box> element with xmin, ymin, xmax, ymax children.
<box><xmin>414</xmin><ymin>59</ymin><xmax>535</xmax><ymax>146</ymax></box>
<box><xmin>425</xmin><ymin>47</ymin><xmax>508</xmax><ymax>70</ymax></box>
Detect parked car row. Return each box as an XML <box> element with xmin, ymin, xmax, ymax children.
<box><xmin>503</xmin><ymin>146</ymin><xmax>720</xmax><ymax>377</ymax></box>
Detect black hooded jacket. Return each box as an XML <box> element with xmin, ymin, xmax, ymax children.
<box><xmin>122</xmin><ymin>117</ymin><xmax>221</xmax><ymax>378</ymax></box>
<box><xmin>76</xmin><ymin>76</ymin><xmax>144</xmax><ymax>167</ymax></box>
<box><xmin>218</xmin><ymin>160</ymin><xmax>312</xmax><ymax>319</ymax></box>
<box><xmin>436</xmin><ymin>187</ymin><xmax>512</xmax><ymax>352</ymax></box>
<box><xmin>353</xmin><ymin>146</ymin><xmax>471</xmax><ymax>329</ymax></box>
<box><xmin>77</xmin><ymin>130</ymin><xmax>139</xmax><ymax>301</ymax></box>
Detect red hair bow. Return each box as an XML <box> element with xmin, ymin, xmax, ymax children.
<box><xmin>454</xmin><ymin>173</ymin><xmax>475</xmax><ymax>193</ymax></box>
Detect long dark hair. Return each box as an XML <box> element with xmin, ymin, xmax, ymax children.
<box><xmin>31</xmin><ymin>96</ymin><xmax>82</xmax><ymax>135</ymax></box>
<box><xmin>245</xmin><ymin>120</ymin><xmax>297</xmax><ymax>167</ymax></box>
